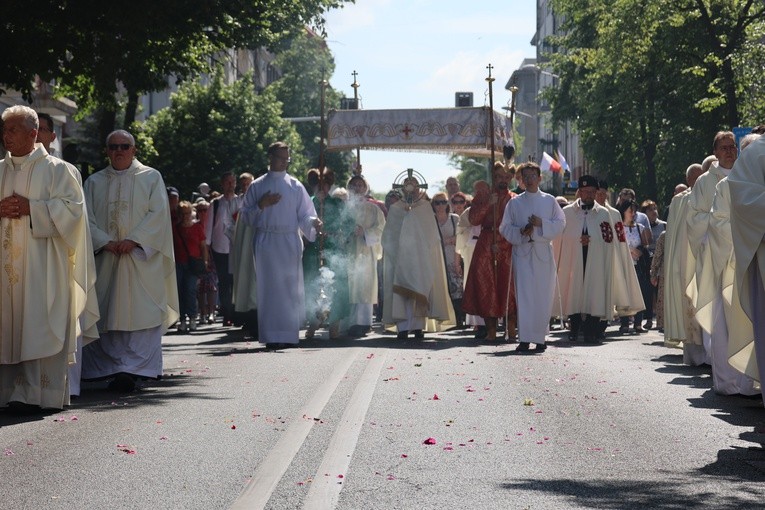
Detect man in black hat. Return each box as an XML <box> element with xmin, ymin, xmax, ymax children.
<box><xmin>556</xmin><ymin>175</ymin><xmax>617</xmax><ymax>342</ymax></box>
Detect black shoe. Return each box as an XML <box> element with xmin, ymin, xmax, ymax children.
<box><xmin>515</xmin><ymin>342</ymin><xmax>530</xmax><ymax>352</ymax></box>
<box><xmin>533</xmin><ymin>343</ymin><xmax>547</xmax><ymax>352</ymax></box>
<box><xmin>474</xmin><ymin>326</ymin><xmax>487</xmax><ymax>339</ymax></box>
<box><xmin>108</xmin><ymin>373</ymin><xmax>136</xmax><ymax>393</ymax></box>
<box><xmin>413</xmin><ymin>330</ymin><xmax>424</xmax><ymax>339</ymax></box>
<box><xmin>6</xmin><ymin>401</ymin><xmax>43</xmax><ymax>415</ymax></box>
<box><xmin>618</xmin><ymin>325</ymin><xmax>630</xmax><ymax>334</ymax></box>
<box><xmin>397</xmin><ymin>330</ymin><xmax>409</xmax><ymax>340</ymax></box>
<box><xmin>568</xmin><ymin>331</ymin><xmax>578</xmax><ymax>342</ymax></box>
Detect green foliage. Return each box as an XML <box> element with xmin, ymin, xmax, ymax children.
<box><xmin>139</xmin><ymin>71</ymin><xmax>305</xmax><ymax>198</ymax></box>
<box><xmin>268</xmin><ymin>30</ymin><xmax>354</xmax><ymax>184</ymax></box>
<box><xmin>546</xmin><ymin>0</ymin><xmax>765</xmax><ymax>206</ymax></box>
<box><xmin>0</xmin><ymin>1</ymin><xmax>353</xmax><ymax>121</ymax></box>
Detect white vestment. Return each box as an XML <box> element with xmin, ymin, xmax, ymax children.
<box><xmin>500</xmin><ymin>190</ymin><xmax>566</xmax><ymax>344</ymax></box>
<box><xmin>240</xmin><ymin>170</ymin><xmax>318</xmax><ymax>344</ymax></box>
<box><xmin>603</xmin><ymin>204</ymin><xmax>645</xmax><ymax>316</ymax></box>
<box><xmin>684</xmin><ymin>164</ymin><xmax>728</xmax><ymax>365</ymax></box>
<box><xmin>381</xmin><ymin>199</ymin><xmax>455</xmax><ymax>331</ymax></box>
<box><xmin>729</xmin><ymin>135</ymin><xmax>765</xmax><ymax>390</ymax></box>
<box><xmin>82</xmin><ymin>160</ymin><xmax>179</xmax><ymax>379</ymax></box>
<box><xmin>347</xmin><ymin>197</ymin><xmax>385</xmax><ymax>326</ymax></box>
<box><xmin>555</xmin><ymin>200</ymin><xmax>615</xmax><ymax>319</ymax></box>
<box><xmin>0</xmin><ymin>145</ymin><xmax>93</xmax><ymax>408</ymax></box>
<box><xmin>704</xmin><ymin>178</ymin><xmax>757</xmax><ymax>394</ymax></box>
<box><xmin>231</xmin><ymin>214</ymin><xmax>257</xmax><ymax>313</ymax></box>
<box><xmin>663</xmin><ymin>190</ymin><xmax>703</xmax><ymax>350</ymax></box>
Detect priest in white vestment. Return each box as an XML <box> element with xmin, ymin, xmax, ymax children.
<box><xmin>686</xmin><ymin>133</ymin><xmax>737</xmax><ymax>366</ymax></box>
<box><xmin>705</xmin><ymin>176</ymin><xmax>758</xmax><ymax>395</ymax></box>
<box><xmin>381</xmin><ymin>178</ymin><xmax>455</xmax><ymax>339</ymax></box>
<box><xmin>239</xmin><ymin>142</ymin><xmax>321</xmax><ymax>348</ymax></box>
<box><xmin>728</xmin><ymin>133</ymin><xmax>765</xmax><ymax>400</ymax></box>
<box><xmin>500</xmin><ymin>162</ymin><xmax>566</xmax><ymax>352</ymax></box>
<box><xmin>231</xmin><ymin>173</ymin><xmax>258</xmax><ymax>337</ymax></box>
<box><xmin>663</xmin><ymin>163</ymin><xmax>705</xmax><ymax>350</ymax></box>
<box><xmin>346</xmin><ymin>175</ymin><xmax>385</xmax><ymax>337</ymax></box>
<box><xmin>555</xmin><ymin>175</ymin><xmax>616</xmax><ymax>343</ymax></box>
<box><xmin>82</xmin><ymin>130</ymin><xmax>179</xmax><ymax>392</ymax></box>
<box><xmin>0</xmin><ymin>106</ymin><xmax>95</xmax><ymax>410</ymax></box>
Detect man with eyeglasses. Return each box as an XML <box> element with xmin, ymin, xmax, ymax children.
<box><xmin>683</xmin><ymin>131</ymin><xmax>737</xmax><ymax>368</ymax></box>
<box><xmin>240</xmin><ymin>141</ymin><xmax>322</xmax><ymax>349</ymax></box>
<box><xmin>0</xmin><ymin>105</ymin><xmax>96</xmax><ymax>412</ymax></box>
<box><xmin>81</xmin><ymin>129</ymin><xmax>179</xmax><ymax>392</ymax></box>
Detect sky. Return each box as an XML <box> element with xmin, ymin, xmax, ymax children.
<box><xmin>323</xmin><ymin>0</ymin><xmax>537</xmax><ymax>194</ymax></box>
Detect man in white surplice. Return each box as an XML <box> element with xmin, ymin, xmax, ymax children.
<box><xmin>500</xmin><ymin>162</ymin><xmax>566</xmax><ymax>352</ymax></box>
<box><xmin>82</xmin><ymin>130</ymin><xmax>179</xmax><ymax>392</ymax></box>
<box><xmin>240</xmin><ymin>141</ymin><xmax>321</xmax><ymax>349</ymax></box>
<box><xmin>0</xmin><ymin>106</ymin><xmax>95</xmax><ymax>411</ymax></box>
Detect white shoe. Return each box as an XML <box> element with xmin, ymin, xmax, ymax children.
<box><xmin>189</xmin><ymin>318</ymin><xmax>197</xmax><ymax>331</ymax></box>
<box><xmin>178</xmin><ymin>318</ymin><xmax>187</xmax><ymax>332</ymax></box>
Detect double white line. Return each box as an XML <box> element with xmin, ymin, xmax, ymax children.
<box><xmin>230</xmin><ymin>347</ymin><xmax>388</xmax><ymax>510</ymax></box>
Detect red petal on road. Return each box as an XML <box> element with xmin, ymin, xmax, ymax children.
<box><xmin>401</xmin><ymin>454</ymin><xmax>408</xmax><ymax>458</ymax></box>
<box><xmin>443</xmin><ymin>446</ymin><xmax>454</xmax><ymax>451</ymax></box>
<box><xmin>337</xmin><ymin>474</ymin><xmax>344</xmax><ymax>479</ymax></box>
<box><xmin>366</xmin><ymin>353</ymin><xmax>375</xmax><ymax>359</ymax></box>
<box><xmin>423</xmin><ymin>437</ymin><xmax>437</xmax><ymax>445</ymax></box>
<box><xmin>432</xmin><ymin>394</ymin><xmax>440</xmax><ymax>400</ymax></box>
<box><xmin>231</xmin><ymin>425</ymin><xmax>237</xmax><ymax>429</ymax></box>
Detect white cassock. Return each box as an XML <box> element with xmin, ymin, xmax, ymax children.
<box><xmin>704</xmin><ymin>177</ymin><xmax>757</xmax><ymax>394</ymax></box>
<box><xmin>729</xmin><ymin>135</ymin><xmax>765</xmax><ymax>398</ymax></box>
<box><xmin>500</xmin><ymin>190</ymin><xmax>566</xmax><ymax>344</ymax></box>
<box><xmin>456</xmin><ymin>209</ymin><xmax>484</xmax><ymax>327</ymax></box>
<box><xmin>347</xmin><ymin>197</ymin><xmax>385</xmax><ymax>327</ymax></box>
<box><xmin>685</xmin><ymin>164</ymin><xmax>728</xmax><ymax>365</ymax></box>
<box><xmin>240</xmin><ymin>170</ymin><xmax>318</xmax><ymax>344</ymax></box>
<box><xmin>82</xmin><ymin>160</ymin><xmax>179</xmax><ymax>380</ymax></box>
<box><xmin>0</xmin><ymin>145</ymin><xmax>96</xmax><ymax>409</ymax></box>
<box><xmin>381</xmin><ymin>199</ymin><xmax>455</xmax><ymax>332</ymax></box>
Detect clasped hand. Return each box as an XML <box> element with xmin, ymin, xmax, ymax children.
<box><xmin>104</xmin><ymin>239</ymin><xmax>139</xmax><ymax>255</ymax></box>
<box><xmin>0</xmin><ymin>193</ymin><xmax>30</xmax><ymax>219</ymax></box>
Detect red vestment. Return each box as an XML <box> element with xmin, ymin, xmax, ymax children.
<box><xmin>462</xmin><ymin>188</ymin><xmax>516</xmax><ymax>318</ymax></box>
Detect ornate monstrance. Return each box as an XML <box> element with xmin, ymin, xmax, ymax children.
<box><xmin>391</xmin><ymin>168</ymin><xmax>428</xmax><ymax>210</ymax></box>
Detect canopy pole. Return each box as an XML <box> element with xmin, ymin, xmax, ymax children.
<box><xmin>351</xmin><ymin>70</ymin><xmax>361</xmax><ymax>175</ymax></box>
<box><xmin>318</xmin><ymin>74</ymin><xmax>328</xmax><ymax>269</ymax></box>
<box><xmin>486</xmin><ymin>63</ymin><xmax>498</xmax><ymax>287</ymax></box>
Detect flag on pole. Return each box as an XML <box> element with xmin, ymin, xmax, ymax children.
<box><xmin>556</xmin><ymin>150</ymin><xmax>570</xmax><ymax>171</ymax></box>
<box><xmin>541</xmin><ymin>151</ymin><xmax>562</xmax><ymax>173</ymax></box>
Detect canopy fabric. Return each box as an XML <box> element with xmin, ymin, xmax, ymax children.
<box><xmin>326</xmin><ymin>107</ymin><xmax>513</xmax><ymax>156</ymax></box>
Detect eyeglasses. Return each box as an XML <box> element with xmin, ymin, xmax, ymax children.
<box><xmin>451</xmin><ymin>199</ymin><xmax>465</xmax><ymax>205</ymax></box>
<box><xmin>433</xmin><ymin>200</ymin><xmax>448</xmax><ymax>205</ymax></box>
<box><xmin>108</xmin><ymin>143</ymin><xmax>133</xmax><ymax>151</ymax></box>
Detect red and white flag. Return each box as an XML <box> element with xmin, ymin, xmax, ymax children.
<box><xmin>556</xmin><ymin>150</ymin><xmax>570</xmax><ymax>171</ymax></box>
<box><xmin>540</xmin><ymin>151</ymin><xmax>562</xmax><ymax>173</ymax></box>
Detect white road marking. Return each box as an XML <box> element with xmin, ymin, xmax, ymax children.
<box><xmin>229</xmin><ymin>347</ymin><xmax>360</xmax><ymax>510</ymax></box>
<box><xmin>302</xmin><ymin>349</ymin><xmax>388</xmax><ymax>510</ymax></box>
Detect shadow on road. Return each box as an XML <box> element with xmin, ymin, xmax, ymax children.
<box><xmin>500</xmin><ymin>478</ymin><xmax>762</xmax><ymax>508</ymax></box>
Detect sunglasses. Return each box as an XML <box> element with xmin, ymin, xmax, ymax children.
<box><xmin>451</xmin><ymin>199</ymin><xmax>465</xmax><ymax>205</ymax></box>
<box><xmin>108</xmin><ymin>143</ymin><xmax>133</xmax><ymax>151</ymax></box>
<box><xmin>433</xmin><ymin>200</ymin><xmax>448</xmax><ymax>205</ymax></box>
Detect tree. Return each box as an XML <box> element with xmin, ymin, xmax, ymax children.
<box><xmin>545</xmin><ymin>0</ymin><xmax>765</xmax><ymax>205</ymax></box>
<box><xmin>139</xmin><ymin>71</ymin><xmax>305</xmax><ymax>199</ymax></box>
<box><xmin>0</xmin><ymin>1</ymin><xmax>354</xmax><ymax>142</ymax></box>
<box><xmin>268</xmin><ymin>29</ymin><xmax>354</xmax><ymax>184</ymax></box>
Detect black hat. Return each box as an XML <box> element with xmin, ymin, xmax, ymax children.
<box><xmin>598</xmin><ymin>180</ymin><xmax>608</xmax><ymax>190</ymax></box>
<box><xmin>166</xmin><ymin>186</ymin><xmax>179</xmax><ymax>197</ymax></box>
<box><xmin>578</xmin><ymin>175</ymin><xmax>598</xmax><ymax>189</ymax></box>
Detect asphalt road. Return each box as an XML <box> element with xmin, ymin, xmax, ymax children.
<box><xmin>1</xmin><ymin>323</ymin><xmax>764</xmax><ymax>509</ymax></box>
